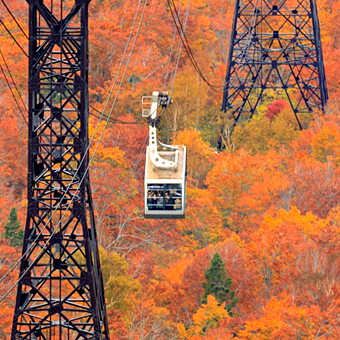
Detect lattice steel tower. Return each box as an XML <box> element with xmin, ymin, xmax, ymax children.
<box><xmin>222</xmin><ymin>0</ymin><xmax>328</xmax><ymax>128</ymax></box>
<box><xmin>11</xmin><ymin>0</ymin><xmax>109</xmax><ymax>338</ymax></box>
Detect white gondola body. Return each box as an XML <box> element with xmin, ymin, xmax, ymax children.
<box><xmin>144</xmin><ymin>145</ymin><xmax>186</xmax><ymax>219</ymax></box>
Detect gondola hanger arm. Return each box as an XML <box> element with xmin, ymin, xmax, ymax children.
<box><xmin>142</xmin><ymin>91</ymin><xmax>178</xmax><ymax>170</ymax></box>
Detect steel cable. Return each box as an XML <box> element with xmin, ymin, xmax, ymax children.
<box><xmin>167</xmin><ymin>0</ymin><xmax>222</xmax><ymax>92</ymax></box>
<box><xmin>0</xmin><ymin>49</ymin><xmax>28</xmax><ymax>125</ymax></box>
<box><xmin>167</xmin><ymin>0</ymin><xmax>260</xmax><ymax>95</ymax></box>
<box><xmin>163</xmin><ymin>0</ymin><xmax>182</xmax><ymax>91</ymax></box>
<box><xmin>0</xmin><ymin>0</ymin><xmax>147</xmax><ymax>298</ymax></box>
<box><xmin>0</xmin><ymin>0</ymin><xmax>28</xmax><ymax>39</ymax></box>
<box><xmin>0</xmin><ymin>17</ymin><xmax>27</xmax><ymax>57</ymax></box>
<box><xmin>0</xmin><ymin>52</ymin><xmax>27</xmax><ymax>125</ymax></box>
<box><xmin>169</xmin><ymin>0</ymin><xmax>190</xmax><ymax>94</ymax></box>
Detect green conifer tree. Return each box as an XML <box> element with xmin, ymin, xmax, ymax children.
<box><xmin>2</xmin><ymin>207</ymin><xmax>23</xmax><ymax>247</ymax></box>
<box><xmin>202</xmin><ymin>252</ymin><xmax>239</xmax><ymax>316</ymax></box>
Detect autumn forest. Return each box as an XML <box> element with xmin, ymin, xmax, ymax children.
<box><xmin>1</xmin><ymin>0</ymin><xmax>340</xmax><ymax>338</ymax></box>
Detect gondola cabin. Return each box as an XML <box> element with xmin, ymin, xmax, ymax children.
<box><xmin>143</xmin><ymin>92</ymin><xmax>187</xmax><ymax>219</ymax></box>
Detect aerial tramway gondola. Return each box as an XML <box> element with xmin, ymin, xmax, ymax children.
<box><xmin>143</xmin><ymin>91</ymin><xmax>187</xmax><ymax>219</ymax></box>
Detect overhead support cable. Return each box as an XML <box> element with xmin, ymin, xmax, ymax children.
<box><xmin>166</xmin><ymin>0</ymin><xmax>222</xmax><ymax>92</ymax></box>
<box><xmin>0</xmin><ymin>18</ymin><xmax>28</xmax><ymax>57</ymax></box>
<box><xmin>0</xmin><ymin>0</ymin><xmax>28</xmax><ymax>39</ymax></box>
<box><xmin>0</xmin><ymin>0</ymin><xmax>145</xmax><ymax>127</ymax></box>
<box><xmin>169</xmin><ymin>0</ymin><xmax>190</xmax><ymax>93</ymax></box>
<box><xmin>167</xmin><ymin>0</ymin><xmax>259</xmax><ymax>96</ymax></box>
<box><xmin>0</xmin><ymin>0</ymin><xmax>148</xmax><ymax>302</ymax></box>
<box><xmin>89</xmin><ymin>104</ymin><xmax>144</xmax><ymax>125</ymax></box>
<box><xmin>0</xmin><ymin>49</ymin><xmax>28</xmax><ymax>111</ymax></box>
<box><xmin>0</xmin><ymin>49</ymin><xmax>27</xmax><ymax>125</ymax></box>
<box><xmin>163</xmin><ymin>0</ymin><xmax>182</xmax><ymax>91</ymax></box>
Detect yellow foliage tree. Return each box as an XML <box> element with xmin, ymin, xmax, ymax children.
<box><xmin>310</xmin><ymin>121</ymin><xmax>340</xmax><ymax>165</ymax></box>
<box><xmin>99</xmin><ymin>247</ymin><xmax>140</xmax><ymax>314</ymax></box>
<box><xmin>176</xmin><ymin>187</ymin><xmax>224</xmax><ymax>250</ymax></box>
<box><xmin>232</xmin><ymin>110</ymin><xmax>300</xmax><ymax>155</ymax></box>
<box><xmin>174</xmin><ymin>129</ymin><xmax>214</xmax><ymax>188</ymax></box>
<box><xmin>178</xmin><ymin>295</ymin><xmax>229</xmax><ymax>339</ymax></box>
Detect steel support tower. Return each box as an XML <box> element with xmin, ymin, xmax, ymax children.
<box><xmin>222</xmin><ymin>0</ymin><xmax>328</xmax><ymax>128</ymax></box>
<box><xmin>11</xmin><ymin>0</ymin><xmax>109</xmax><ymax>338</ymax></box>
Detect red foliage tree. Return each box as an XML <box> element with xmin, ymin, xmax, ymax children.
<box><xmin>265</xmin><ymin>99</ymin><xmax>289</xmax><ymax>120</ymax></box>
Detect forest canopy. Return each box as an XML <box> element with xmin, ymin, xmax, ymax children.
<box><xmin>1</xmin><ymin>0</ymin><xmax>340</xmax><ymax>338</ymax></box>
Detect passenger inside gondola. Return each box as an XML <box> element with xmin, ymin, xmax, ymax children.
<box><xmin>165</xmin><ymin>192</ymin><xmax>170</xmax><ymax>210</ymax></box>
<box><xmin>147</xmin><ymin>184</ymin><xmax>183</xmax><ymax>211</ymax></box>
<box><xmin>152</xmin><ymin>192</ymin><xmax>157</xmax><ymax>210</ymax></box>
<box><xmin>147</xmin><ymin>191</ymin><xmax>153</xmax><ymax>209</ymax></box>
<box><xmin>157</xmin><ymin>192</ymin><xmax>164</xmax><ymax>210</ymax></box>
